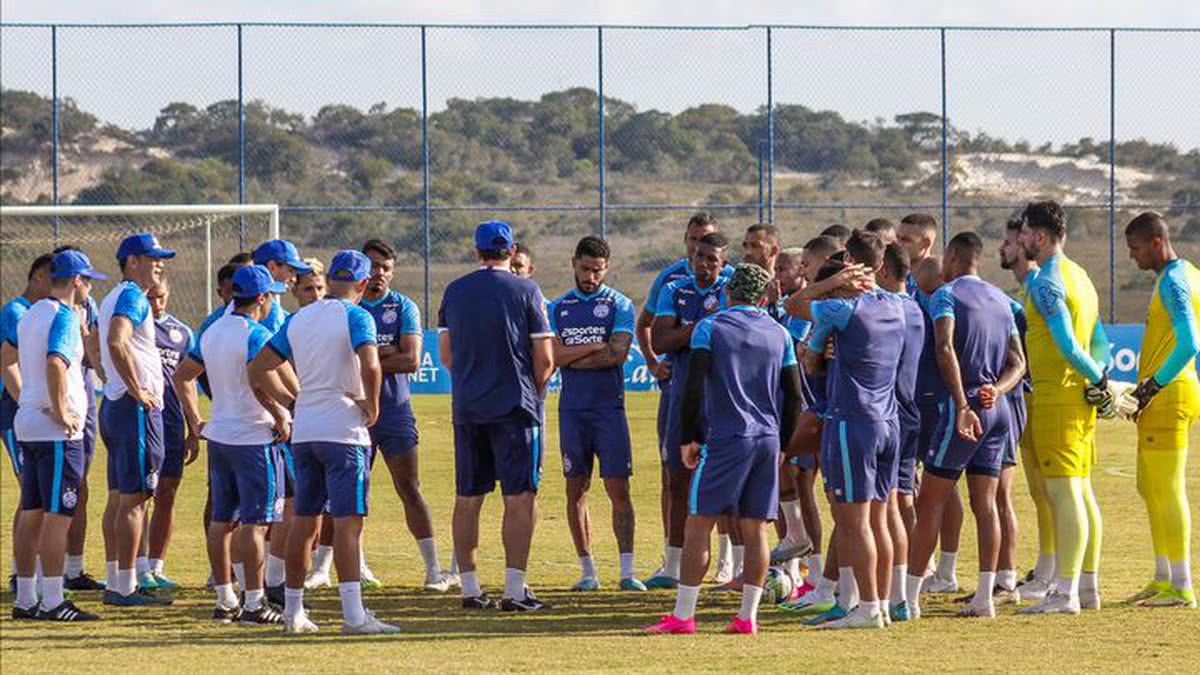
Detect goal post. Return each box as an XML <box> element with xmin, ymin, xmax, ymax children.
<box><xmin>0</xmin><ymin>204</ymin><xmax>280</xmax><ymax>325</ymax></box>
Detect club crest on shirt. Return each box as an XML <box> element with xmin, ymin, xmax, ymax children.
<box><xmin>168</xmin><ymin>328</ymin><xmax>184</xmax><ymax>344</ymax></box>
<box><xmin>382</xmin><ymin>309</ymin><xmax>398</xmax><ymax>325</ymax></box>
<box><xmin>703</xmin><ymin>294</ymin><xmax>719</xmax><ymax>311</ymax></box>
<box><xmin>592</xmin><ymin>303</ymin><xmax>610</xmax><ymax>319</ymax></box>
<box><xmin>61</xmin><ymin>487</ymin><xmax>78</xmax><ymax>509</ymax></box>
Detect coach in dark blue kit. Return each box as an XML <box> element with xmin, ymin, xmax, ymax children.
<box><xmin>438</xmin><ymin>220</ymin><xmax>555</xmax><ymax>612</ymax></box>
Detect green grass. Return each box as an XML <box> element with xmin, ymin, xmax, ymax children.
<box><xmin>1</xmin><ymin>392</ymin><xmax>1198</xmax><ymax>673</ymax></box>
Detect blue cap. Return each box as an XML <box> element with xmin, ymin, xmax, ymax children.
<box><xmin>253</xmin><ymin>239</ymin><xmax>311</xmax><ymax>273</ymax></box>
<box><xmin>231</xmin><ymin>265</ymin><xmax>287</xmax><ymax>299</ymax></box>
<box><xmin>474</xmin><ymin>220</ymin><xmax>514</xmax><ymax>251</ymax></box>
<box><xmin>116</xmin><ymin>233</ymin><xmax>176</xmax><ymax>264</ymax></box>
<box><xmin>327</xmin><ymin>250</ymin><xmax>371</xmax><ymax>282</ymax></box>
<box><xmin>51</xmin><ymin>250</ymin><xmax>107</xmax><ymax>280</ymax></box>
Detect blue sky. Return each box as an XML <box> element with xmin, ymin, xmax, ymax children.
<box><xmin>2</xmin><ymin>1</ymin><xmax>1197</xmax><ymax>148</ymax></box>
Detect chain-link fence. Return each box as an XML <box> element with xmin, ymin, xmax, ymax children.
<box><xmin>2</xmin><ymin>24</ymin><xmax>1198</xmax><ymax>326</ymax></box>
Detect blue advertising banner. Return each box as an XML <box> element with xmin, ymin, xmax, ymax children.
<box><xmin>408</xmin><ymin>324</ymin><xmax>1181</xmax><ymax>394</ymax></box>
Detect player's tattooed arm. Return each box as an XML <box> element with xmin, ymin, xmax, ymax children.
<box><xmin>0</xmin><ymin>343</ymin><xmax>19</xmax><ymax>401</ymax></box>
<box><xmin>571</xmin><ymin>333</ymin><xmax>633</xmax><ymax>370</ymax></box>
<box><xmin>650</xmin><ymin>314</ymin><xmax>693</xmax><ymax>355</ymax></box>
<box><xmin>552</xmin><ymin>338</ymin><xmax>605</xmax><ymax>368</ymax></box>
<box><xmin>380</xmin><ymin>333</ymin><xmax>422</xmax><ymax>374</ymax></box>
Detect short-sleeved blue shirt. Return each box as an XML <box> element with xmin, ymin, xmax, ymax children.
<box><xmin>548</xmin><ymin>285</ymin><xmax>636</xmax><ymax>410</ymax></box>
<box><xmin>930</xmin><ymin>275</ymin><xmax>1019</xmax><ymax>393</ymax></box>
<box><xmin>361</xmin><ymin>289</ymin><xmax>422</xmax><ymax>428</ymax></box>
<box><xmin>808</xmin><ymin>289</ymin><xmax>906</xmax><ymax>422</ymax></box>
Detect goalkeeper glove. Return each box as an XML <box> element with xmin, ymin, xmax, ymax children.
<box><xmin>1084</xmin><ymin>373</ymin><xmax>1116</xmax><ymax>419</ymax></box>
<box><xmin>1125</xmin><ymin>377</ymin><xmax>1164</xmax><ymax>421</ymax></box>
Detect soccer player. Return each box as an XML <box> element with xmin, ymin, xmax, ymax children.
<box><xmin>11</xmin><ymin>250</ymin><xmax>106</xmax><ymax>622</ymax></box>
<box><xmin>437</xmin><ymin>221</ymin><xmax>554</xmax><ymax>612</ymax></box>
<box><xmin>251</xmin><ymin>239</ymin><xmax>310</xmax><ymax>332</ymax></box>
<box><xmin>742</xmin><ymin>224</ymin><xmax>783</xmax><ymax>321</ymax></box>
<box><xmin>292</xmin><ymin>259</ymin><xmax>326</xmax><ymax>308</ymax></box>
<box><xmin>98</xmin><ymin>233</ymin><xmax>175</xmax><ymax>607</ymax></box>
<box><xmin>175</xmin><ymin>265</ymin><xmax>289</xmax><ymax>625</ymax></box>
<box><xmin>898</xmin><ymin>212</ymin><xmax>962</xmax><ymax>592</ymax></box>
<box><xmin>864</xmin><ymin>218</ymin><xmax>898</xmax><ymax>246</ymax></box>
<box><xmin>1119</xmin><ymin>211</ymin><xmax>1199</xmax><ymax>608</ymax></box>
<box><xmin>645</xmin><ymin>263</ymin><xmax>802</xmax><ymax>635</ymax></box>
<box><xmin>820</xmin><ymin>224</ymin><xmax>851</xmax><ymax>247</ymax></box>
<box><xmin>904</xmin><ymin>232</ymin><xmax>1026</xmax><ymax>620</ymax></box>
<box><xmin>548</xmin><ymin>236</ymin><xmax>643</xmax><ymax>592</ymax></box>
<box><xmin>646</xmin><ymin>232</ymin><xmax>731</xmax><ymax>590</ymax></box>
<box><xmin>511</xmin><ymin>243</ymin><xmax>535</xmax><ymax>280</ymax></box>
<box><xmin>252</xmin><ymin>249</ymin><xmax>396</xmax><ymax>634</ymax></box>
<box><xmin>1016</xmin><ymin>200</ymin><xmax>1111</xmax><ymax>615</ymax></box>
<box><xmin>2</xmin><ymin>253</ymin><xmax>53</xmax><ymax>591</ymax></box>
<box><xmin>875</xmin><ymin>243</ymin><xmax>924</xmax><ymax>622</ymax></box>
<box><xmin>358</xmin><ymin>239</ymin><xmax>449</xmax><ymax>591</ymax></box>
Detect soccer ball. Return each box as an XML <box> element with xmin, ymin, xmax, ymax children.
<box><xmin>764</xmin><ymin>566</ymin><xmax>795</xmax><ymax>604</ymax></box>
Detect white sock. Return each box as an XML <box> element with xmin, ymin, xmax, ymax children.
<box><xmin>1055</xmin><ymin>575</ymin><xmax>1080</xmax><ymax>600</ymax></box>
<box><xmin>1079</xmin><ymin>571</ymin><xmax>1099</xmax><ymax>593</ymax></box>
<box><xmin>284</xmin><ymin>587</ymin><xmax>304</xmax><ymax>618</ymax></box>
<box><xmin>40</xmin><ymin>575</ymin><xmax>65</xmax><ymax>609</ymax></box>
<box><xmin>579</xmin><ymin>555</ymin><xmax>597</xmax><ymax>579</ymax></box>
<box><xmin>504</xmin><ymin>567</ymin><xmax>526</xmax><ymax>600</ymax></box>
<box><xmin>779</xmin><ymin>500</ymin><xmax>808</xmax><ymax>546</ymax></box>
<box><xmin>215</xmin><ymin>582</ymin><xmax>238</xmax><ymax>608</ymax></box>
<box><xmin>266</xmin><ymin>554</ymin><xmax>286</xmax><ymax>588</ymax></box>
<box><xmin>619</xmin><ymin>552</ymin><xmax>636</xmax><ymax>580</ymax></box>
<box><xmin>673</xmin><ymin>584</ymin><xmax>700</xmax><ymax>621</ymax></box>
<box><xmin>1155</xmin><ymin>555</ymin><xmax>1171</xmax><ymax>582</ymax></box>
<box><xmin>15</xmin><ymin>576</ymin><xmax>37</xmax><ymax>609</ymax></box>
<box><xmin>881</xmin><ymin>598</ymin><xmax>890</xmax><ymax>615</ymax></box>
<box><xmin>906</xmin><ymin>574</ymin><xmax>924</xmax><ymax>611</ymax></box>
<box><xmin>997</xmin><ymin>569</ymin><xmax>1017</xmax><ymax>591</ymax></box>
<box><xmin>974</xmin><ymin>571</ymin><xmax>996</xmax><ymax>606</ymax></box>
<box><xmin>461</xmin><ymin>570</ymin><xmax>482</xmax><ymax>598</ymax></box>
<box><xmin>838</xmin><ymin>567</ymin><xmax>859</xmax><ymax>610</ymax></box>
<box><xmin>732</xmin><ymin>545</ymin><xmax>745</xmax><ymax>577</ymax></box>
<box><xmin>891</xmin><ymin>565</ymin><xmax>908</xmax><ymax>604</ymax></box>
<box><xmin>150</xmin><ymin>558</ymin><xmax>164</xmax><ymax>575</ymax></box>
<box><xmin>664</xmin><ymin>546</ymin><xmax>682</xmax><ymax>579</ymax></box>
<box><xmin>448</xmin><ymin>553</ymin><xmax>459</xmax><ymax>575</ymax></box>
<box><xmin>1034</xmin><ymin>553</ymin><xmax>1056</xmax><ymax>582</ymax></box>
<box><xmin>10</xmin><ymin>559</ymin><xmax>15</xmax><ymax>575</ymax></box>
<box><xmin>807</xmin><ymin>554</ymin><xmax>823</xmax><ymax>584</ymax></box>
<box><xmin>417</xmin><ymin>538</ymin><xmax>441</xmax><ymax>580</ymax></box>
<box><xmin>106</xmin><ymin>560</ymin><xmax>118</xmax><ymax>584</ymax></box>
<box><xmin>786</xmin><ymin>557</ymin><xmax>801</xmax><ymax>582</ymax></box>
<box><xmin>117</xmin><ymin>568</ymin><xmax>137</xmax><ymax>595</ymax></box>
<box><xmin>233</xmin><ymin>562</ymin><xmax>246</xmax><ymax>589</ymax></box>
<box><xmin>35</xmin><ymin>556</ymin><xmax>42</xmax><ymax>583</ymax></box>
<box><xmin>937</xmin><ymin>551</ymin><xmax>958</xmax><ymax>580</ymax></box>
<box><xmin>339</xmin><ymin>581</ymin><xmax>367</xmax><ymax>625</ymax></box>
<box><xmin>717</xmin><ymin>533</ymin><xmax>732</xmax><ymax>566</ymax></box>
<box><xmin>858</xmin><ymin>599</ymin><xmax>880</xmax><ymax>618</ymax></box>
<box><xmin>244</xmin><ymin>588</ymin><xmax>265</xmax><ymax>611</ymax></box>
<box><xmin>1170</xmin><ymin>559</ymin><xmax>1192</xmax><ymax>591</ymax></box>
<box><xmin>136</xmin><ymin>556</ymin><xmax>151</xmax><ymax>575</ymax></box>
<box><xmin>738</xmin><ymin>584</ymin><xmax>764</xmax><ymax>623</ymax></box>
<box><xmin>65</xmin><ymin>555</ymin><xmax>85</xmax><ymax>579</ymax></box>
<box><xmin>314</xmin><ymin>545</ymin><xmax>334</xmax><ymax>575</ymax></box>
<box><xmin>815</xmin><ymin>574</ymin><xmax>836</xmax><ymax>598</ymax></box>
<box><xmin>359</xmin><ymin>542</ymin><xmax>371</xmax><ymax>573</ymax></box>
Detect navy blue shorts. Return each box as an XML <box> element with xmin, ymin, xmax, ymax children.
<box><xmin>280</xmin><ymin>442</ymin><xmax>295</xmax><ymax>499</ymax></box>
<box><xmin>1004</xmin><ymin>391</ymin><xmax>1026</xmax><ymax>467</ymax></box>
<box><xmin>161</xmin><ymin>408</ymin><xmax>186</xmax><ymax>480</ymax></box>
<box><xmin>661</xmin><ymin>384</ymin><xmax>704</xmax><ymax>473</ymax></box>
<box><xmin>369</xmin><ymin>410</ymin><xmax>420</xmax><ymax>459</ymax></box>
<box><xmin>292</xmin><ymin>441</ymin><xmax>370</xmax><ymax>518</ymax></box>
<box><xmin>655</xmin><ymin>377</ymin><xmax>670</xmax><ymax>461</ymax></box>
<box><xmin>822</xmin><ymin>417</ymin><xmax>899</xmax><ymax>503</ymax></box>
<box><xmin>454</xmin><ymin>421</ymin><xmax>543</xmax><ymax>497</ymax></box>
<box><xmin>19</xmin><ymin>440</ymin><xmax>85</xmax><ymax>516</ymax></box>
<box><xmin>100</xmin><ymin>394</ymin><xmax>164</xmax><ymax>495</ymax></box>
<box><xmin>788</xmin><ymin>452</ymin><xmax>818</xmax><ymax>471</ymax></box>
<box><xmin>926</xmin><ymin>396</ymin><xmax>1012</xmax><ymax>480</ymax></box>
<box><xmin>1</xmin><ymin>391</ymin><xmax>21</xmax><ymax>476</ymax></box>
<box><xmin>208</xmin><ymin>441</ymin><xmax>284</xmax><ymax>525</ymax></box>
<box><xmin>559</xmin><ymin>407</ymin><xmax>632</xmax><ymax>479</ymax></box>
<box><xmin>82</xmin><ymin>385</ymin><xmax>97</xmax><ymax>465</ymax></box>
<box><xmin>897</xmin><ymin>424</ymin><xmax>920</xmax><ymax>495</ymax></box>
<box><xmin>689</xmin><ymin>435</ymin><xmax>780</xmax><ymax>520</ymax></box>
<box><xmin>916</xmin><ymin>394</ymin><xmax>941</xmax><ymax>466</ymax></box>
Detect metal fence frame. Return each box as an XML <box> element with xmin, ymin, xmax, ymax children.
<box><xmin>3</xmin><ymin>22</ymin><xmax>1199</xmax><ymax>324</ymax></box>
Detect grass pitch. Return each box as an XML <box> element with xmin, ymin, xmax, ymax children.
<box><xmin>1</xmin><ymin>392</ymin><xmax>1198</xmax><ymax>673</ymax></box>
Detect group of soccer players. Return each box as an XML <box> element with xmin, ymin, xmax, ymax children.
<box><xmin>2</xmin><ymin>201</ymin><xmax>1196</xmax><ymax>636</ymax></box>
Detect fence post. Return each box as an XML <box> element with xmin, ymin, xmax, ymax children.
<box><xmin>597</xmin><ymin>26</ymin><xmax>607</xmax><ymax>239</ymax></box>
<box><xmin>1108</xmin><ymin>29</ymin><xmax>1117</xmax><ymax>324</ymax></box>
<box><xmin>237</xmin><ymin>24</ymin><xmax>246</xmax><ymax>250</ymax></box>
<box><xmin>940</xmin><ymin>27</ymin><xmax>949</xmax><ymax>246</ymax></box>
<box><xmin>51</xmin><ymin>25</ymin><xmax>59</xmax><ymax>240</ymax></box>
<box><xmin>421</xmin><ymin>26</ymin><xmax>432</xmax><ymax>328</ymax></box>
<box><xmin>757</xmin><ymin>140</ymin><xmax>766</xmax><ymax>224</ymax></box>
<box><xmin>766</xmin><ymin>27</ymin><xmax>774</xmax><ymax>224</ymax></box>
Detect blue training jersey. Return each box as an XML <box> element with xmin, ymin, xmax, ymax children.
<box><xmin>656</xmin><ymin>275</ymin><xmax>729</xmax><ymax>378</ymax></box>
<box><xmin>930</xmin><ymin>275</ymin><xmax>1019</xmax><ymax>394</ymax></box>
<box><xmin>361</xmin><ymin>290</ymin><xmax>422</xmax><ymax>429</ymax></box>
<box><xmin>893</xmin><ymin>291</ymin><xmax>925</xmax><ymax>430</ymax></box>
<box><xmin>808</xmin><ymin>289</ymin><xmax>906</xmax><ymax>422</ymax></box>
<box><xmin>643</xmin><ymin>257</ymin><xmax>735</xmax><ymax>315</ymax></box>
<box><xmin>0</xmin><ymin>296</ymin><xmax>33</xmax><ymax>422</ymax></box>
<box><xmin>155</xmin><ymin>313</ymin><xmax>195</xmax><ymax>436</ymax></box>
<box><xmin>548</xmin><ymin>285</ymin><xmax>636</xmax><ymax>411</ymax></box>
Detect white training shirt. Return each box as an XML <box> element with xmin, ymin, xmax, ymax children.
<box><xmin>14</xmin><ymin>298</ymin><xmax>87</xmax><ymax>442</ymax></box>
<box><xmin>99</xmin><ymin>280</ymin><xmax>164</xmax><ymax>402</ymax></box>
<box><xmin>268</xmin><ymin>298</ymin><xmax>376</xmax><ymax>446</ymax></box>
<box><xmin>190</xmin><ymin>312</ymin><xmax>277</xmax><ymax>446</ymax></box>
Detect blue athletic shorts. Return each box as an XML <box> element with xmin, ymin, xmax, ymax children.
<box><xmin>926</xmin><ymin>395</ymin><xmax>1012</xmax><ymax>480</ymax></box>
<box><xmin>82</xmin><ymin>382</ymin><xmax>97</xmax><ymax>465</ymax></box>
<box><xmin>453</xmin><ymin>420</ymin><xmax>543</xmax><ymax>497</ymax></box>
<box><xmin>100</xmin><ymin>394</ymin><xmax>164</xmax><ymax>495</ymax></box>
<box><xmin>916</xmin><ymin>394</ymin><xmax>941</xmax><ymax>466</ymax></box>
<box><xmin>1004</xmin><ymin>391</ymin><xmax>1026</xmax><ymax>467</ymax></box>
<box><xmin>897</xmin><ymin>424</ymin><xmax>921</xmax><ymax>495</ymax></box>
<box><xmin>661</xmin><ymin>383</ymin><xmax>705</xmax><ymax>473</ymax></box>
<box><xmin>689</xmin><ymin>435</ymin><xmax>780</xmax><ymax>520</ymax></box>
<box><xmin>656</xmin><ymin>377</ymin><xmax>670</xmax><ymax>461</ymax></box>
<box><xmin>279</xmin><ymin>442</ymin><xmax>295</xmax><ymax>499</ymax></box>
<box><xmin>19</xmin><ymin>440</ymin><xmax>85</xmax><ymax>516</ymax></box>
<box><xmin>292</xmin><ymin>441</ymin><xmax>370</xmax><ymax>518</ymax></box>
<box><xmin>559</xmin><ymin>407</ymin><xmax>632</xmax><ymax>479</ymax></box>
<box><xmin>207</xmin><ymin>440</ymin><xmax>284</xmax><ymax>525</ymax></box>
<box><xmin>1</xmin><ymin>391</ymin><xmax>21</xmax><ymax>476</ymax></box>
<box><xmin>161</xmin><ymin>404</ymin><xmax>186</xmax><ymax>480</ymax></box>
<box><xmin>822</xmin><ymin>417</ymin><xmax>900</xmax><ymax>503</ymax></box>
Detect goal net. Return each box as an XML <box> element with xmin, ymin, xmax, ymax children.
<box><xmin>0</xmin><ymin>204</ymin><xmax>279</xmax><ymax>326</ymax></box>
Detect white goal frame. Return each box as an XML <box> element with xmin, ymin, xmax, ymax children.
<box><xmin>0</xmin><ymin>203</ymin><xmax>280</xmax><ymax>315</ymax></box>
